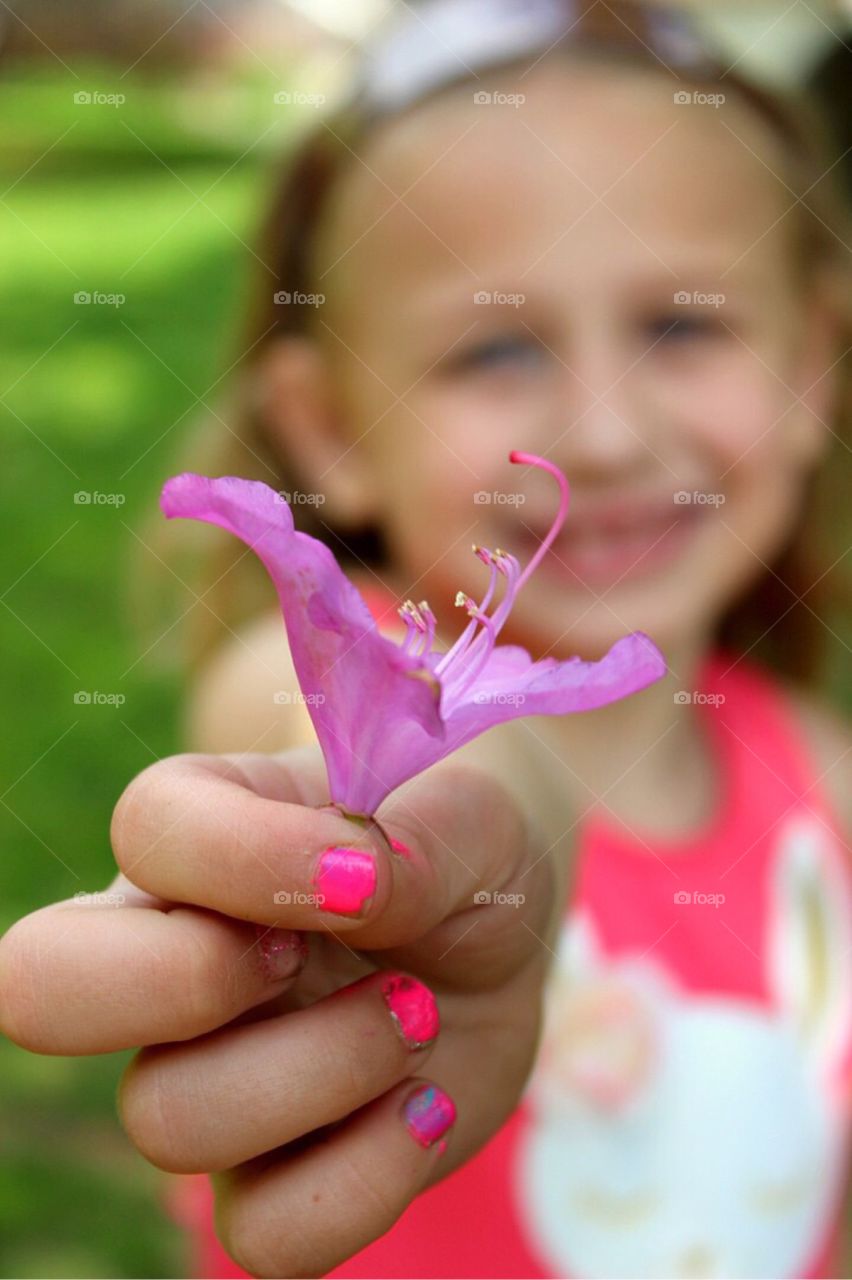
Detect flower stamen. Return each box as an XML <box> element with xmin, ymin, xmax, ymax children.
<box><xmin>403</xmin><ymin>455</ymin><xmax>569</xmax><ymax>707</ymax></box>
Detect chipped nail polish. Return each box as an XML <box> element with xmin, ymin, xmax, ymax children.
<box><xmin>381</xmin><ymin>974</ymin><xmax>439</xmax><ymax>1049</ymax></box>
<box><xmin>403</xmin><ymin>1084</ymin><xmax>456</xmax><ymax>1149</ymax></box>
<box><xmin>254</xmin><ymin>926</ymin><xmax>308</xmax><ymax>982</ymax></box>
<box><xmin>314</xmin><ymin>847</ymin><xmax>376</xmax><ymax>916</ymax></box>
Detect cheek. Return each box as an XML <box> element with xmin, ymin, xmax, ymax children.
<box><xmin>668</xmin><ymin>361</ymin><xmax>788</xmax><ymax>471</ymax></box>
<box><xmin>366</xmin><ymin>424</ymin><xmax>478</xmax><ymax>565</ymax></box>
<box><xmin>687</xmin><ymin>368</ymin><xmax>809</xmax><ymax>547</ymax></box>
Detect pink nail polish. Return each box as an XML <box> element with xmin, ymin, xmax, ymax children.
<box><xmin>388</xmin><ymin>836</ymin><xmax>412</xmax><ymax>859</ymax></box>
<box><xmin>314</xmin><ymin>847</ymin><xmax>376</xmax><ymax>916</ymax></box>
<box><xmin>382</xmin><ymin>974</ymin><xmax>439</xmax><ymax>1049</ymax></box>
<box><xmin>403</xmin><ymin>1084</ymin><xmax>456</xmax><ymax>1149</ymax></box>
<box><xmin>254</xmin><ymin>926</ymin><xmax>308</xmax><ymax>982</ymax></box>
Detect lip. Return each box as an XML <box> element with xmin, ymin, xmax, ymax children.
<box><xmin>511</xmin><ymin>495</ymin><xmax>709</xmax><ymax>588</ymax></box>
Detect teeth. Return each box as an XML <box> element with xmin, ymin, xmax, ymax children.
<box><xmin>568</xmin><ymin>530</ymin><xmax>654</xmax><ymax>552</ymax></box>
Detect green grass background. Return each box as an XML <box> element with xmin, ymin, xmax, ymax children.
<box><xmin>3</xmin><ymin>49</ymin><xmax>852</xmax><ymax>1280</ymax></box>
<box><xmin>0</xmin><ymin>61</ymin><xmax>304</xmax><ymax>1278</ymax></box>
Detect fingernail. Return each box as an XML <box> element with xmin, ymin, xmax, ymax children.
<box><xmin>388</xmin><ymin>837</ymin><xmax>412</xmax><ymax>859</ymax></box>
<box><xmin>381</xmin><ymin>974</ymin><xmax>439</xmax><ymax>1050</ymax></box>
<box><xmin>255</xmin><ymin>926</ymin><xmax>308</xmax><ymax>982</ymax></box>
<box><xmin>402</xmin><ymin>1084</ymin><xmax>456</xmax><ymax>1150</ymax></box>
<box><xmin>314</xmin><ymin>847</ymin><xmax>376</xmax><ymax>917</ymax></box>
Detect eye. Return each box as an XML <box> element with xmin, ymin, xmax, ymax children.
<box><xmin>572</xmin><ymin>1186</ymin><xmax>659</xmax><ymax>1225</ymax></box>
<box><xmin>453</xmin><ymin>334</ymin><xmax>547</xmax><ymax>372</ymax></box>
<box><xmin>644</xmin><ymin>314</ymin><xmax>723</xmax><ymax>344</ymax></box>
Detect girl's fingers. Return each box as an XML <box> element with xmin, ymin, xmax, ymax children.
<box><xmin>110</xmin><ymin>751</ymin><xmax>541</xmax><ymax>972</ymax></box>
<box><xmin>216</xmin><ymin>1077</ymin><xmax>456</xmax><ymax>1280</ymax></box>
<box><xmin>0</xmin><ymin>890</ymin><xmax>307</xmax><ymax>1055</ymax></box>
<box><xmin>117</xmin><ymin>969</ymin><xmax>440</xmax><ymax>1174</ymax></box>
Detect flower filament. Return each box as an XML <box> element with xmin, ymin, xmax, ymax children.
<box><xmin>396</xmin><ymin>453</ymin><xmax>569</xmax><ymax>706</ymax></box>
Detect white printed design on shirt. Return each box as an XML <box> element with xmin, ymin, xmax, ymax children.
<box><xmin>517</xmin><ymin>813</ymin><xmax>852</xmax><ymax>1280</ymax></box>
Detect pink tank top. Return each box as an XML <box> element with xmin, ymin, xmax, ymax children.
<box><xmin>164</xmin><ymin>635</ymin><xmax>852</xmax><ymax>1279</ymax></box>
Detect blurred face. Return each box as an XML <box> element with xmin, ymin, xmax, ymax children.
<box><xmin>309</xmin><ymin>59</ymin><xmax>827</xmax><ymax>660</ymax></box>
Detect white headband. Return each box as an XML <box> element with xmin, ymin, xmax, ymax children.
<box><xmin>354</xmin><ymin>0</ymin><xmax>717</xmax><ymax>116</ymax></box>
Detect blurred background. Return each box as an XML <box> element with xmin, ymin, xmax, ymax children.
<box><xmin>0</xmin><ymin>2</ymin><xmax>850</xmax><ymax>1276</ymax></box>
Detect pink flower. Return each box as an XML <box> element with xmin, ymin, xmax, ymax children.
<box><xmin>161</xmin><ymin>453</ymin><xmax>666</xmax><ymax>817</ymax></box>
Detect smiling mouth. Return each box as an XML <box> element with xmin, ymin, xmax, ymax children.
<box><xmin>512</xmin><ymin>501</ymin><xmax>708</xmax><ymax>588</ymax></box>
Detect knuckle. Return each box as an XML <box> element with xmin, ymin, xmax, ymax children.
<box><xmin>109</xmin><ymin>754</ymin><xmax>197</xmax><ymax>879</ymax></box>
<box><xmin>172</xmin><ymin>923</ymin><xmax>234</xmax><ymax>1033</ymax></box>
<box><xmin>441</xmin><ymin>760</ymin><xmax>527</xmax><ymax>871</ymax></box>
<box><xmin>109</xmin><ymin>763</ymin><xmax>163</xmax><ymax>873</ymax></box>
<box><xmin>0</xmin><ymin>911</ymin><xmax>63</xmax><ymax>1051</ymax></box>
<box><xmin>0</xmin><ymin>918</ymin><xmax>38</xmax><ymax>1048</ymax></box>
<box><xmin>220</xmin><ymin>1193</ymin><xmax>294</xmax><ymax>1280</ymax></box>
<box><xmin>336</xmin><ymin>1144</ymin><xmax>407</xmax><ymax>1228</ymax></box>
<box><xmin>118</xmin><ymin>1050</ymin><xmax>193</xmax><ymax>1172</ymax></box>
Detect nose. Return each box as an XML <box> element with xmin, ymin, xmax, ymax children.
<box><xmin>551</xmin><ymin>342</ymin><xmax>654</xmax><ymax>473</ymax></box>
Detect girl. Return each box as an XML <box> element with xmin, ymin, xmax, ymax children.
<box><xmin>3</xmin><ymin>1</ymin><xmax>852</xmax><ymax>1276</ymax></box>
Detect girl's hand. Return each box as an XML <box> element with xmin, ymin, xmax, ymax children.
<box><xmin>0</xmin><ymin>749</ymin><xmax>558</xmax><ymax>1278</ymax></box>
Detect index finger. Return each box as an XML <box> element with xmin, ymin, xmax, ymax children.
<box><xmin>111</xmin><ymin>748</ymin><xmax>547</xmax><ymax>966</ymax></box>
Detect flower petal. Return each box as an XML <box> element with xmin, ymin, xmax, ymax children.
<box><xmin>443</xmin><ymin>632</ymin><xmax>667</xmax><ymax>742</ymax></box>
<box><xmin>161</xmin><ymin>474</ymin><xmax>445</xmax><ymax>813</ymax></box>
